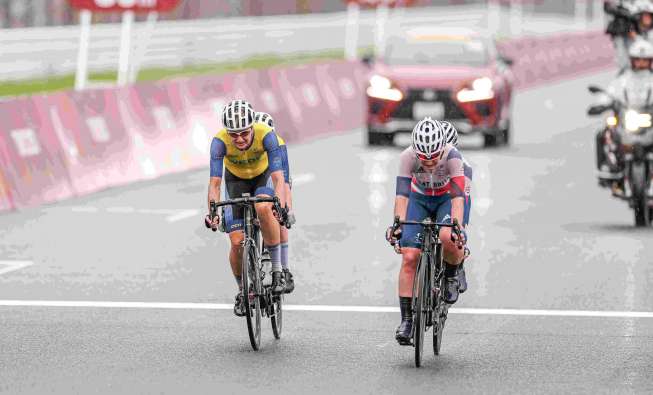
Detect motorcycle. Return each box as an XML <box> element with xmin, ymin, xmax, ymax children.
<box><xmin>587</xmin><ymin>85</ymin><xmax>653</xmax><ymax>227</ymax></box>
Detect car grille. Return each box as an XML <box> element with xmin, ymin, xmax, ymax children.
<box><xmin>392</xmin><ymin>89</ymin><xmax>466</xmax><ymax>120</ymax></box>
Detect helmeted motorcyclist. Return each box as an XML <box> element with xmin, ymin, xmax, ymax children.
<box><xmin>595</xmin><ymin>38</ymin><xmax>653</xmax><ymax>192</ymax></box>
<box><xmin>629</xmin><ymin>0</ymin><xmax>653</xmax><ymax>38</ymax></box>
<box><xmin>605</xmin><ymin>1</ymin><xmax>639</xmax><ymax>71</ymax></box>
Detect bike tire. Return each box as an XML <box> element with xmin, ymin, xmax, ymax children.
<box><xmin>413</xmin><ymin>254</ymin><xmax>428</xmax><ymax>368</ymax></box>
<box><xmin>433</xmin><ymin>246</ymin><xmax>446</xmax><ymax>356</ymax></box>
<box><xmin>243</xmin><ymin>244</ymin><xmax>262</xmax><ymax>350</ymax></box>
<box><xmin>631</xmin><ymin>163</ymin><xmax>650</xmax><ymax>227</ymax></box>
<box><xmin>271</xmin><ymin>294</ymin><xmax>283</xmax><ymax>339</ymax></box>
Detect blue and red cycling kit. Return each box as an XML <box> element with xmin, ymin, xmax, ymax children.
<box><xmin>395</xmin><ymin>144</ymin><xmax>471</xmax><ymax>248</ymax></box>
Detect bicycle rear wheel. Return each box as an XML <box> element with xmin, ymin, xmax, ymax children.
<box><xmin>271</xmin><ymin>294</ymin><xmax>283</xmax><ymax>339</ymax></box>
<box><xmin>242</xmin><ymin>244</ymin><xmax>262</xmax><ymax>350</ymax></box>
<box><xmin>413</xmin><ymin>254</ymin><xmax>429</xmax><ymax>368</ymax></box>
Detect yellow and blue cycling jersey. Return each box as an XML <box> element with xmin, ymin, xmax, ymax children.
<box><xmin>276</xmin><ymin>135</ymin><xmax>291</xmax><ymax>184</ymax></box>
<box><xmin>210</xmin><ymin>122</ymin><xmax>283</xmax><ymax>180</ymax></box>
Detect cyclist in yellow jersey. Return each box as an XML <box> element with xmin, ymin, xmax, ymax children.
<box><xmin>205</xmin><ymin>100</ymin><xmax>287</xmax><ymax>316</ymax></box>
<box><xmin>255</xmin><ymin>111</ymin><xmax>295</xmax><ymax>294</ymax></box>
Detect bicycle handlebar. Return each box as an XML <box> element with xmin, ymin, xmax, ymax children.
<box><xmin>210</xmin><ymin>195</ymin><xmax>290</xmax><ymax>229</ymax></box>
<box><xmin>215</xmin><ymin>195</ymin><xmax>279</xmax><ymax>208</ymax></box>
<box><xmin>391</xmin><ymin>215</ymin><xmax>464</xmax><ymax>250</ymax></box>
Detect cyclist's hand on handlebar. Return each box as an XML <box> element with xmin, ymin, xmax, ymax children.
<box><xmin>450</xmin><ymin>219</ymin><xmax>466</xmax><ymax>250</ymax></box>
<box><xmin>385</xmin><ymin>226</ymin><xmax>402</xmax><ymax>254</ymax></box>
<box><xmin>205</xmin><ymin>214</ymin><xmax>219</xmax><ymax>232</ymax></box>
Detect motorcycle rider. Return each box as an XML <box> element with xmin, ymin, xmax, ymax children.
<box><xmin>595</xmin><ymin>38</ymin><xmax>653</xmax><ymax>193</ymax></box>
<box><xmin>604</xmin><ymin>0</ymin><xmax>638</xmax><ymax>71</ymax></box>
<box><xmin>629</xmin><ymin>0</ymin><xmax>653</xmax><ymax>39</ymax></box>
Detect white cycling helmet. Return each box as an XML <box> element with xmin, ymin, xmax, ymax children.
<box><xmin>255</xmin><ymin>111</ymin><xmax>275</xmax><ymax>128</ymax></box>
<box><xmin>629</xmin><ymin>38</ymin><xmax>653</xmax><ymax>59</ymax></box>
<box><xmin>411</xmin><ymin>117</ymin><xmax>446</xmax><ymax>159</ymax></box>
<box><xmin>441</xmin><ymin>121</ymin><xmax>459</xmax><ymax>147</ymax></box>
<box><xmin>628</xmin><ymin>39</ymin><xmax>653</xmax><ymax>71</ymax></box>
<box><xmin>633</xmin><ymin>0</ymin><xmax>653</xmax><ymax>14</ymax></box>
<box><xmin>222</xmin><ymin>99</ymin><xmax>255</xmax><ymax>132</ymax></box>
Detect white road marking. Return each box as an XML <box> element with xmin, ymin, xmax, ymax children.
<box><xmin>0</xmin><ymin>261</ymin><xmax>33</xmax><ymax>276</ymax></box>
<box><xmin>69</xmin><ymin>207</ymin><xmax>200</xmax><ymax>220</ymax></box>
<box><xmin>166</xmin><ymin>209</ymin><xmax>200</xmax><ymax>223</ymax></box>
<box><xmin>71</xmin><ymin>206</ymin><xmax>99</xmax><ymax>213</ymax></box>
<box><xmin>291</xmin><ymin>173</ymin><xmax>315</xmax><ymax>186</ymax></box>
<box><xmin>1</xmin><ymin>300</ymin><xmax>653</xmax><ymax>319</ymax></box>
<box><xmin>106</xmin><ymin>207</ymin><xmax>136</xmax><ymax>214</ymax></box>
<box><xmin>136</xmin><ymin>209</ymin><xmax>179</xmax><ymax>215</ymax></box>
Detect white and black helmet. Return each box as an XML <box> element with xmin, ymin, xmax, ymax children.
<box><xmin>411</xmin><ymin>117</ymin><xmax>446</xmax><ymax>159</ymax></box>
<box><xmin>222</xmin><ymin>99</ymin><xmax>255</xmax><ymax>132</ymax></box>
<box><xmin>633</xmin><ymin>0</ymin><xmax>653</xmax><ymax>14</ymax></box>
<box><xmin>628</xmin><ymin>38</ymin><xmax>653</xmax><ymax>59</ymax></box>
<box><xmin>255</xmin><ymin>111</ymin><xmax>275</xmax><ymax>128</ymax></box>
<box><xmin>441</xmin><ymin>121</ymin><xmax>458</xmax><ymax>147</ymax></box>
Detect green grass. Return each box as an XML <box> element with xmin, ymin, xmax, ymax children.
<box><xmin>0</xmin><ymin>49</ymin><xmax>358</xmax><ymax>97</ymax></box>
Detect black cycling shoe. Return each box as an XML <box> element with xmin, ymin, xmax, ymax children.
<box><xmin>444</xmin><ymin>276</ymin><xmax>460</xmax><ymax>304</ymax></box>
<box><xmin>271</xmin><ymin>271</ymin><xmax>285</xmax><ymax>295</ymax></box>
<box><xmin>283</xmin><ymin>269</ymin><xmax>295</xmax><ymax>294</ymax></box>
<box><xmin>458</xmin><ymin>265</ymin><xmax>468</xmax><ymax>294</ymax></box>
<box><xmin>234</xmin><ymin>292</ymin><xmax>246</xmax><ymax>317</ymax></box>
<box><xmin>395</xmin><ymin>319</ymin><xmax>413</xmax><ymax>346</ymax></box>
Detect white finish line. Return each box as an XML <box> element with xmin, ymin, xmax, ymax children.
<box><xmin>1</xmin><ymin>300</ymin><xmax>653</xmax><ymax>319</ymax></box>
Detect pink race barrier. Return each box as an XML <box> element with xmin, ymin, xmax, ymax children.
<box><xmin>0</xmin><ymin>96</ymin><xmax>74</xmax><ymax>209</ymax></box>
<box><xmin>0</xmin><ymin>150</ymin><xmax>14</xmax><ymax>211</ymax></box>
<box><xmin>121</xmin><ymin>80</ymin><xmax>205</xmax><ymax>176</ymax></box>
<box><xmin>314</xmin><ymin>61</ymin><xmax>367</xmax><ymax>133</ymax></box>
<box><xmin>179</xmin><ymin>72</ymin><xmax>244</xmax><ymax>157</ymax></box>
<box><xmin>498</xmin><ymin>31</ymin><xmax>615</xmax><ymax>89</ymax></box>
<box><xmin>45</xmin><ymin>89</ymin><xmax>142</xmax><ymax>195</ymax></box>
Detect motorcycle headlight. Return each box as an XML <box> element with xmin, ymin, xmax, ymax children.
<box><xmin>624</xmin><ymin>109</ymin><xmax>652</xmax><ymax>132</ymax></box>
<box><xmin>606</xmin><ymin>116</ymin><xmax>618</xmax><ymax>127</ymax></box>
<box><xmin>366</xmin><ymin>75</ymin><xmax>403</xmax><ymax>102</ymax></box>
<box><xmin>456</xmin><ymin>77</ymin><xmax>495</xmax><ymax>103</ymax></box>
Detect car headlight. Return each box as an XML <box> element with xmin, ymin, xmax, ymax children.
<box><xmin>624</xmin><ymin>109</ymin><xmax>652</xmax><ymax>132</ymax></box>
<box><xmin>366</xmin><ymin>75</ymin><xmax>403</xmax><ymax>102</ymax></box>
<box><xmin>456</xmin><ymin>77</ymin><xmax>495</xmax><ymax>103</ymax></box>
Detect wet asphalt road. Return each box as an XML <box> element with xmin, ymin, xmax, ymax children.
<box><xmin>1</xmin><ymin>69</ymin><xmax>652</xmax><ymax>394</ymax></box>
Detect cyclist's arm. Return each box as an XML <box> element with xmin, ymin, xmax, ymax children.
<box><xmin>282</xmin><ymin>145</ymin><xmax>293</xmax><ymax>211</ymax></box>
<box><xmin>394</xmin><ymin>177</ymin><xmax>410</xmax><ymax>220</ymax></box>
<box><xmin>394</xmin><ymin>147</ymin><xmax>414</xmax><ymax>220</ymax></box>
<box><xmin>447</xmin><ymin>149</ymin><xmax>466</xmax><ymax>226</ymax></box>
<box><xmin>263</xmin><ymin>132</ymin><xmax>287</xmax><ymax>208</ymax></box>
<box><xmin>207</xmin><ymin>138</ymin><xmax>226</xmax><ymax>212</ymax></box>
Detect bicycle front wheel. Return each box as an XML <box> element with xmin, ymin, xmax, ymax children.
<box><xmin>413</xmin><ymin>254</ymin><xmax>429</xmax><ymax>368</ymax></box>
<box><xmin>242</xmin><ymin>244</ymin><xmax>262</xmax><ymax>350</ymax></box>
<box><xmin>271</xmin><ymin>294</ymin><xmax>283</xmax><ymax>339</ymax></box>
<box><xmin>433</xmin><ymin>246</ymin><xmax>445</xmax><ymax>356</ymax></box>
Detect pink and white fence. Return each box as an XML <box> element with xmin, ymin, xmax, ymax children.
<box><xmin>0</xmin><ymin>31</ymin><xmax>615</xmax><ymax>212</ymax></box>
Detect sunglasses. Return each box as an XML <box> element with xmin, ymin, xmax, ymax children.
<box><xmin>415</xmin><ymin>151</ymin><xmax>442</xmax><ymax>162</ymax></box>
<box><xmin>227</xmin><ymin>129</ymin><xmax>252</xmax><ymax>139</ymax></box>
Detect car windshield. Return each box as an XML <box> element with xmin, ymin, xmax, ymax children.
<box><xmin>384</xmin><ymin>37</ymin><xmax>489</xmax><ymax>67</ymax></box>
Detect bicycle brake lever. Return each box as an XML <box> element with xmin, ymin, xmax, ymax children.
<box><xmin>451</xmin><ymin>219</ymin><xmax>463</xmax><ymax>249</ymax></box>
<box><xmin>209</xmin><ymin>201</ymin><xmax>218</xmax><ymax>232</ymax></box>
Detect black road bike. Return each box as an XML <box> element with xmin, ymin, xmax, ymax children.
<box><xmin>391</xmin><ymin>216</ymin><xmax>463</xmax><ymax>367</ymax></box>
<box><xmin>211</xmin><ymin>194</ymin><xmax>288</xmax><ymax>350</ymax></box>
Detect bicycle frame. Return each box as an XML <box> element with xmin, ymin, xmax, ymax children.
<box><xmin>392</xmin><ymin>216</ymin><xmax>461</xmax><ymax>367</ymax></box>
<box><xmin>212</xmin><ymin>193</ymin><xmax>284</xmax><ymax>350</ymax></box>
